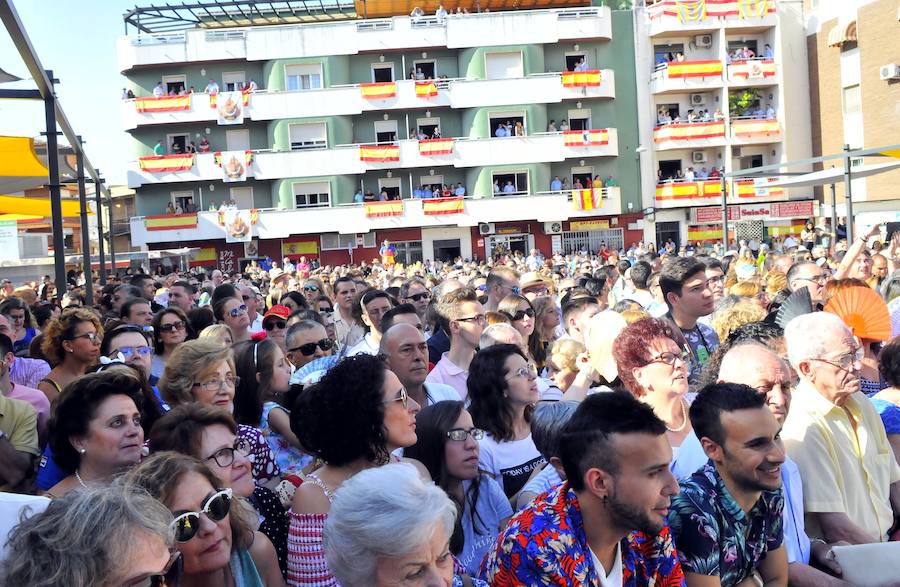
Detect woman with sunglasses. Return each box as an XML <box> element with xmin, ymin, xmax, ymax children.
<box><xmin>160</xmin><ymin>338</ymin><xmax>281</xmax><ymax>488</ymax></box>
<box><xmin>151</xmin><ymin>306</ymin><xmax>192</xmax><ymax>381</ymax></box>
<box><xmin>125</xmin><ymin>452</ymin><xmax>285</xmax><ymax>587</ymax></box>
<box><xmin>234</xmin><ymin>339</ymin><xmax>311</xmax><ymax>476</ymax></box>
<box><xmin>287</xmin><ymin>353</ymin><xmax>424</xmax><ymax>586</ymax></box>
<box><xmin>467</xmin><ymin>344</ymin><xmax>543</xmax><ymax>500</ymax></box>
<box><xmin>150</xmin><ymin>403</ymin><xmax>291</xmax><ymax>579</ymax></box>
<box><xmin>214</xmin><ymin>295</ymin><xmax>251</xmax><ymax>344</ymax></box>
<box><xmin>38</xmin><ymin>307</ymin><xmax>103</xmax><ymax>403</ymax></box>
<box><xmin>0</xmin><ymin>297</ymin><xmax>37</xmax><ymax>357</ymax></box>
<box><xmin>498</xmin><ymin>294</ymin><xmax>545</xmax><ymax>370</ymax></box>
<box><xmin>404</xmin><ymin>401</ymin><xmax>512</xmax><ymax>575</ymax></box>
<box><xmin>302</xmin><ymin>279</ymin><xmax>325</xmax><ymax>305</ymax></box>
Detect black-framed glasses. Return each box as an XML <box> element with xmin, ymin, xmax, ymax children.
<box><xmin>510</xmin><ymin>308</ymin><xmax>535</xmax><ymax>321</ymax></box>
<box><xmin>289</xmin><ymin>338</ymin><xmax>334</xmax><ymax>356</ymax></box>
<box><xmin>159</xmin><ymin>320</ymin><xmax>186</xmax><ymax>333</ymax></box>
<box><xmin>507</xmin><ymin>364</ymin><xmax>538</xmax><ymax>379</ymax></box>
<box><xmin>456</xmin><ymin>314</ymin><xmax>486</xmax><ymax>326</ymax></box>
<box><xmin>122</xmin><ymin>551</ymin><xmax>181</xmax><ymax>587</ymax></box>
<box><xmin>193</xmin><ymin>376</ymin><xmax>240</xmax><ymax>392</ymax></box>
<box><xmin>205</xmin><ymin>438</ymin><xmax>252</xmax><ymax>468</ymax></box>
<box><xmin>811</xmin><ymin>347</ymin><xmax>863</xmax><ymax>371</ymax></box>
<box><xmin>406</xmin><ymin>292</ymin><xmax>431</xmax><ymax>302</ymax></box>
<box><xmin>384</xmin><ymin>387</ymin><xmax>411</xmax><ymax>409</ymax></box>
<box><xmin>69</xmin><ymin>331</ymin><xmax>102</xmax><ymax>344</ymax></box>
<box><xmin>647</xmin><ymin>351</ymin><xmax>690</xmax><ymax>367</ymax></box>
<box><xmin>447</xmin><ymin>427</ymin><xmax>485</xmax><ymax>442</ymax></box>
<box><xmin>228</xmin><ymin>304</ymin><xmax>248</xmax><ymax>318</ymax></box>
<box><xmin>264</xmin><ymin>320</ymin><xmax>286</xmax><ymax>331</ymax></box>
<box><xmin>170</xmin><ymin>489</ymin><xmax>233</xmax><ymax>543</ymax></box>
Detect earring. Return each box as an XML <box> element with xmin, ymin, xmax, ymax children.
<box><xmin>79</xmin><ymin>448</ymin><xmax>86</xmax><ymax>454</ymax></box>
<box><xmin>601</xmin><ymin>495</ymin><xmax>608</xmax><ymax>505</ymax></box>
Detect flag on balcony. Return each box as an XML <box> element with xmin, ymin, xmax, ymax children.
<box><xmin>144</xmin><ymin>213</ymin><xmax>198</xmax><ymax>231</ymax></box>
<box><xmin>678</xmin><ymin>0</ymin><xmax>706</xmax><ymax>21</ymax></box>
<box><xmin>415</xmin><ymin>81</ymin><xmax>438</xmax><ymax>97</ymax></box>
<box><xmin>138</xmin><ymin>154</ymin><xmax>195</xmax><ymax>172</ymax></box>
<box><xmin>209</xmin><ymin>92</ymin><xmax>250</xmax><ymax>108</ymax></box>
<box><xmin>768</xmin><ymin>221</ymin><xmax>806</xmax><ymax>237</ymax></box>
<box><xmin>134</xmin><ymin>96</ymin><xmax>191</xmax><ymax>113</ymax></box>
<box><xmin>666</xmin><ymin>60</ymin><xmax>723</xmax><ymax>78</ymax></box>
<box><xmin>563</xmin><ymin>129</ymin><xmax>609</xmax><ymax>147</ymax></box>
<box><xmin>418</xmin><ymin>138</ymin><xmax>454</xmax><ymax>155</ymax></box>
<box><xmin>655</xmin><ymin>183</ymin><xmax>699</xmax><ymax>201</ymax></box>
<box><xmin>561</xmin><ymin>70</ymin><xmax>602</xmax><ymax>87</ymax></box>
<box><xmin>653</xmin><ymin>121</ymin><xmax>726</xmax><ymax>142</ymax></box>
<box><xmin>572</xmin><ymin>188</ymin><xmax>602</xmax><ymax>211</ymax></box>
<box><xmin>359</xmin><ymin>145</ymin><xmax>400</xmax><ymax>162</ymax></box>
<box><xmin>423</xmin><ymin>197</ymin><xmax>464</xmax><ymax>216</ymax></box>
<box><xmin>364</xmin><ymin>200</ymin><xmax>404</xmax><ymax>218</ymax></box>
<box><xmin>360</xmin><ymin>82</ymin><xmax>397</xmax><ymax>99</ymax></box>
<box><xmin>729</xmin><ymin>59</ymin><xmax>776</xmax><ymax>79</ymax></box>
<box><xmin>738</xmin><ymin>0</ymin><xmax>774</xmax><ymax>18</ymax></box>
<box><xmin>736</xmin><ymin>180</ymin><xmax>784</xmax><ymax>198</ymax></box>
<box><xmin>699</xmin><ymin>180</ymin><xmax>726</xmax><ymax>197</ymax></box>
<box><xmin>688</xmin><ymin>225</ymin><xmax>724</xmax><ymax>242</ymax></box>
<box><xmin>731</xmin><ymin>119</ymin><xmax>780</xmax><ymax>137</ymax></box>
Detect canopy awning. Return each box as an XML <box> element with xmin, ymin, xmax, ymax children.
<box><xmin>827</xmin><ymin>20</ymin><xmax>857</xmax><ymax>47</ymax></box>
<box><xmin>763</xmin><ymin>160</ymin><xmax>900</xmax><ymax>189</ymax></box>
<box><xmin>0</xmin><ymin>194</ymin><xmax>90</xmax><ymax>216</ymax></box>
<box><xmin>0</xmin><ymin>136</ymin><xmax>49</xmax><ymax>177</ymax></box>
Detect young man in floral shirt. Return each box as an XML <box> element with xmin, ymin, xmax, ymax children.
<box><xmin>480</xmin><ymin>392</ymin><xmax>685</xmax><ymax>587</ymax></box>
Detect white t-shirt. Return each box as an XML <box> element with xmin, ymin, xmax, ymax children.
<box><xmin>346</xmin><ymin>332</ymin><xmax>379</xmax><ymax>356</ymax></box>
<box><xmin>423</xmin><ymin>382</ymin><xmax>461</xmax><ymax>406</ymax></box>
<box><xmin>0</xmin><ymin>492</ymin><xmax>49</xmax><ymax>562</ymax></box>
<box><xmin>589</xmin><ymin>542</ymin><xmax>623</xmax><ymax>587</ymax></box>
<box><xmin>478</xmin><ymin>433</ymin><xmax>545</xmax><ymax>498</ymax></box>
<box><xmin>249</xmin><ymin>314</ymin><xmax>264</xmax><ymax>334</ymax></box>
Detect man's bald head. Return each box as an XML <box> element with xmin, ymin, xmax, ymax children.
<box><xmin>380</xmin><ymin>322</ymin><xmax>425</xmax><ymax>355</ymax></box>
<box><xmin>718</xmin><ymin>342</ymin><xmax>794</xmax><ymax>424</ymax></box>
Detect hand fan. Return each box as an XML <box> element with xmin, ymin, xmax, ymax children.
<box><xmin>775</xmin><ymin>288</ymin><xmax>813</xmax><ymax>330</ymax></box>
<box><xmin>824</xmin><ymin>286</ymin><xmax>891</xmax><ymax>341</ymax></box>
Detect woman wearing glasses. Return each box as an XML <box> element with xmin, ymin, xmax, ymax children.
<box><xmin>467</xmin><ymin>344</ymin><xmax>543</xmax><ymax>500</ymax></box>
<box><xmin>404</xmin><ymin>400</ymin><xmax>512</xmax><ymax>575</ymax></box>
<box><xmin>287</xmin><ymin>354</ymin><xmax>424</xmax><ymax>587</ymax></box>
<box><xmin>302</xmin><ymin>278</ymin><xmax>325</xmax><ymax>305</ymax></box>
<box><xmin>214</xmin><ymin>295</ymin><xmax>252</xmax><ymax>344</ymax></box>
<box><xmin>151</xmin><ymin>306</ymin><xmax>192</xmax><ymax>381</ymax></box>
<box><xmin>160</xmin><ymin>338</ymin><xmax>281</xmax><ymax>488</ymax></box>
<box><xmin>150</xmin><ymin>403</ymin><xmax>291</xmax><ymax>579</ymax></box>
<box><xmin>125</xmin><ymin>452</ymin><xmax>285</xmax><ymax>587</ymax></box>
<box><xmin>498</xmin><ymin>294</ymin><xmax>545</xmax><ymax>370</ymax></box>
<box><xmin>38</xmin><ymin>307</ymin><xmax>103</xmax><ymax>403</ymax></box>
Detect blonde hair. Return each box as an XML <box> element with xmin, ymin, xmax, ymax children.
<box><xmin>765</xmin><ymin>271</ymin><xmax>787</xmax><ymax>294</ymax></box>
<box><xmin>548</xmin><ymin>338</ymin><xmax>584</xmax><ymax>374</ymax></box>
<box><xmin>41</xmin><ymin>307</ymin><xmax>103</xmax><ymax>366</ymax></box>
<box><xmin>159</xmin><ymin>338</ymin><xmax>234</xmax><ymax>406</ymax></box>
<box><xmin>711</xmin><ymin>301</ymin><xmax>766</xmax><ymax>342</ymax></box>
<box><xmin>620</xmin><ymin>309</ymin><xmax>650</xmax><ymax>324</ymax></box>
<box><xmin>729</xmin><ymin>280</ymin><xmax>760</xmax><ymax>299</ymax></box>
<box><xmin>198</xmin><ymin>324</ymin><xmax>233</xmax><ymax>345</ymax></box>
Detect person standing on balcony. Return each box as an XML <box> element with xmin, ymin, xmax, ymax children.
<box><xmin>766</xmin><ymin>104</ymin><xmax>776</xmax><ymax>120</ymax></box>
<box><xmin>153</xmin><ymin>139</ymin><xmax>164</xmax><ymax>156</ymax></box>
<box><xmin>152</xmin><ymin>81</ymin><xmax>164</xmax><ymax>97</ymax></box>
<box><xmin>247</xmin><ymin>79</ymin><xmax>258</xmax><ymax>92</ymax></box>
<box><xmin>495</xmin><ymin>123</ymin><xmax>508</xmax><ymax>138</ymax></box>
<box><xmin>558</xmin><ymin>119</ymin><xmax>569</xmax><ymax>131</ymax></box>
<box><xmin>550</xmin><ymin>176</ymin><xmax>562</xmax><ymax>192</ymax></box>
<box><xmin>514</xmin><ymin>121</ymin><xmax>525</xmax><ymax>137</ymax></box>
<box><xmin>435</xmin><ymin>3</ymin><xmax>447</xmax><ymax>22</ymax></box>
<box><xmin>764</xmin><ymin>44</ymin><xmax>774</xmax><ymax>59</ymax></box>
<box><xmin>205</xmin><ymin>79</ymin><xmax>219</xmax><ymax>94</ymax></box>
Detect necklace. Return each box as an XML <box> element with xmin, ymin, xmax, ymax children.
<box><xmin>75</xmin><ymin>469</ymin><xmax>88</xmax><ymax>488</ymax></box>
<box><xmin>666</xmin><ymin>399</ymin><xmax>688</xmax><ymax>433</ymax></box>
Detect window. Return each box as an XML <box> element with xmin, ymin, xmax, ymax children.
<box><xmin>225</xmin><ymin>129</ymin><xmax>250</xmax><ymax>151</ymax></box>
<box><xmin>171</xmin><ymin>190</ymin><xmax>195</xmax><ymax>213</ymax></box>
<box><xmin>378</xmin><ymin>177</ymin><xmax>402</xmax><ymax>200</ymax></box>
<box><xmin>567</xmin><ymin>108</ymin><xmax>592</xmax><ymax>131</ymax></box>
<box><xmin>653</xmin><ymin>44</ymin><xmax>685</xmax><ymax>69</ymax></box>
<box><xmin>361</xmin><ymin>232</ymin><xmax>376</xmax><ymax>248</ymax></box>
<box><xmin>842</xmin><ymin>84</ymin><xmax>863</xmax><ymax>148</ymax></box>
<box><xmin>658</xmin><ymin>160</ymin><xmax>682</xmax><ymax>181</ymax></box>
<box><xmin>162</xmin><ymin>75</ymin><xmax>186</xmax><ymax>94</ymax></box>
<box><xmin>285</xmin><ymin>63</ymin><xmax>323</xmax><ymax>91</ymax></box>
<box><xmin>565</xmin><ymin>53</ymin><xmax>587</xmax><ymax>71</ymax></box>
<box><xmin>166</xmin><ymin>133</ymin><xmax>189</xmax><ymax>154</ymax></box>
<box><xmin>321</xmin><ymin>234</ymin><xmax>357</xmax><ymax>250</ymax></box>
<box><xmin>562</xmin><ymin>228</ymin><xmax>624</xmax><ymax>253</ymax></box>
<box><xmin>289</xmin><ymin>122</ymin><xmax>327</xmax><ymax>150</ymax></box>
<box><xmin>420</xmin><ymin>174</ymin><xmax>443</xmax><ymax>193</ymax></box>
<box><xmin>659</xmin><ymin>103</ymin><xmax>680</xmax><ymax>121</ymax></box>
<box><xmin>412</xmin><ymin>60</ymin><xmax>436</xmax><ymax>79</ymax></box>
<box><xmin>222</xmin><ymin>71</ymin><xmax>245</xmax><ymax>92</ymax></box>
<box><xmin>489</xmin><ymin>111</ymin><xmax>525</xmax><ymax>136</ymax></box>
<box><xmin>390</xmin><ymin>241</ymin><xmax>424</xmax><ymax>265</ymax></box>
<box><xmin>416</xmin><ymin>117</ymin><xmax>441</xmax><ymax>138</ymax></box>
<box><xmin>374</xmin><ymin>120</ymin><xmax>398</xmax><ymax>144</ymax></box>
<box><xmin>570</xmin><ymin>165</ymin><xmax>593</xmax><ymax>189</ymax></box>
<box><xmin>372</xmin><ymin>63</ymin><xmax>395</xmax><ymax>83</ymax></box>
<box><xmin>726</xmin><ymin>40</ymin><xmax>759</xmax><ymax>56</ymax></box>
<box><xmin>655</xmin><ymin>222</ymin><xmax>680</xmax><ymax>250</ymax></box>
<box><xmin>293</xmin><ymin>181</ymin><xmax>330</xmax><ymax>209</ymax></box>
<box><xmin>738</xmin><ymin>155</ymin><xmax>763</xmax><ymax>170</ymax></box>
<box><xmin>484</xmin><ymin>52</ymin><xmax>523</xmax><ymax>80</ymax></box>
<box><xmin>492</xmin><ymin>170</ymin><xmax>528</xmax><ymax>195</ymax></box>
<box><xmin>230</xmin><ymin>187</ymin><xmax>253</xmax><ymax>209</ymax></box>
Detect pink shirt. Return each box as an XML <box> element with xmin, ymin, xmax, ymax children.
<box><xmin>425</xmin><ymin>353</ymin><xmax>469</xmax><ymax>402</ymax></box>
<box><xmin>7</xmin><ymin>383</ymin><xmax>50</xmax><ymax>440</ymax></box>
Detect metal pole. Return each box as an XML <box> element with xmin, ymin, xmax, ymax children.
<box><xmin>843</xmin><ymin>144</ymin><xmax>854</xmax><ymax>243</ymax></box>
<box><xmin>43</xmin><ymin>69</ymin><xmax>66</xmax><ymax>299</ymax></box>
<box><xmin>75</xmin><ymin>136</ymin><xmax>93</xmax><ymax>306</ymax></box>
<box><xmin>720</xmin><ymin>168</ymin><xmax>729</xmax><ymax>250</ymax></box>
<box><xmin>829</xmin><ymin>182</ymin><xmax>837</xmax><ymax>253</ymax></box>
<box><xmin>94</xmin><ymin>171</ymin><xmax>106</xmax><ymax>284</ymax></box>
<box><xmin>107</xmin><ymin>194</ymin><xmax>117</xmax><ymax>278</ymax></box>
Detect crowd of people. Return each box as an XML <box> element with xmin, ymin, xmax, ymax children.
<box><xmin>0</xmin><ymin>220</ymin><xmax>899</xmax><ymax>586</ymax></box>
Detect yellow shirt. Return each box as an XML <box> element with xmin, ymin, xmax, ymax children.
<box><xmin>782</xmin><ymin>381</ymin><xmax>900</xmax><ymax>541</ymax></box>
<box><xmin>0</xmin><ymin>394</ymin><xmax>39</xmax><ymax>493</ymax></box>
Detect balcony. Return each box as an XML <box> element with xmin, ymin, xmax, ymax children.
<box><xmin>128</xmin><ymin>187</ymin><xmax>623</xmax><ymax>246</ymax></box>
<box><xmin>644</xmin><ymin>0</ymin><xmax>777</xmax><ymax>37</ymax></box>
<box><xmin>654</xmin><ymin>177</ymin><xmax>786</xmax><ymax>209</ymax></box>
<box><xmin>726</xmin><ymin>59</ymin><xmax>778</xmax><ymax>86</ymax></box>
<box><xmin>650</xmin><ymin>60</ymin><xmax>724</xmax><ymax>94</ymax></box>
<box><xmin>729</xmin><ymin>117</ymin><xmax>781</xmax><ymax>144</ymax></box>
<box><xmin>118</xmin><ymin>7</ymin><xmax>611</xmax><ymax>71</ymax></box>
<box><xmin>652</xmin><ymin>120</ymin><xmax>727</xmax><ymax>151</ymax></box>
<box><xmin>126</xmin><ymin>129</ymin><xmax>619</xmax><ymax>188</ymax></box>
<box><xmin>121</xmin><ymin>72</ymin><xmax>616</xmax><ymax>130</ymax></box>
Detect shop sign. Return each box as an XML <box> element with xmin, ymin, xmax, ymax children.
<box><xmin>771</xmin><ymin>201</ymin><xmax>814</xmax><ymax>218</ymax></box>
<box><xmin>477</xmin><ymin>239</ymin><xmax>484</xmax><ymax>247</ymax></box>
<box><xmin>497</xmin><ymin>226</ymin><xmax>523</xmax><ymax>235</ymax></box>
<box><xmin>739</xmin><ymin>203</ymin><xmax>770</xmax><ymax>218</ymax></box>
<box><xmin>569</xmin><ymin>219</ymin><xmax>610</xmax><ymax>231</ymax></box>
<box><xmin>694</xmin><ymin>207</ymin><xmax>738</xmax><ymax>223</ymax></box>
<box><xmin>551</xmin><ymin>234</ymin><xmax>563</xmax><ymax>255</ymax></box>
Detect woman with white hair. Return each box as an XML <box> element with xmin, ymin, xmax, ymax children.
<box><xmin>324</xmin><ymin>463</ymin><xmax>488</xmax><ymax>587</ymax></box>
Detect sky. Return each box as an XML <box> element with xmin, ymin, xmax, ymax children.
<box><xmin>0</xmin><ymin>0</ymin><xmax>143</xmax><ymax>185</ymax></box>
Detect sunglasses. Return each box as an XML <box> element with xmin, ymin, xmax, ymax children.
<box><xmin>122</xmin><ymin>551</ymin><xmax>181</xmax><ymax>587</ymax></box>
<box><xmin>228</xmin><ymin>304</ymin><xmax>248</xmax><ymax>318</ymax></box>
<box><xmin>384</xmin><ymin>387</ymin><xmax>411</xmax><ymax>409</ymax></box>
<box><xmin>159</xmin><ymin>320</ymin><xmax>186</xmax><ymax>333</ymax></box>
<box><xmin>303</xmin><ymin>285</ymin><xmax>319</xmax><ymax>292</ymax></box>
<box><xmin>289</xmin><ymin>338</ymin><xmax>334</xmax><ymax>356</ymax></box>
<box><xmin>510</xmin><ymin>308</ymin><xmax>535</xmax><ymax>321</ymax></box>
<box><xmin>111</xmin><ymin>346</ymin><xmax>153</xmax><ymax>359</ymax></box>
<box><xmin>265</xmin><ymin>320</ymin><xmax>287</xmax><ymax>331</ymax></box>
<box><xmin>170</xmin><ymin>489</ymin><xmax>233</xmax><ymax>543</ymax></box>
<box><xmin>406</xmin><ymin>292</ymin><xmax>431</xmax><ymax>302</ymax></box>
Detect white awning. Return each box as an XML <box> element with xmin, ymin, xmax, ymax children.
<box><xmin>762</xmin><ymin>160</ymin><xmax>900</xmax><ymax>189</ymax></box>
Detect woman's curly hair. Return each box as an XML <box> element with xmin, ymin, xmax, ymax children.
<box><xmin>41</xmin><ymin>307</ymin><xmax>102</xmax><ymax>366</ymax></box>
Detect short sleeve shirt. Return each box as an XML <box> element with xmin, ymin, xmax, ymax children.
<box><xmin>668</xmin><ymin>462</ymin><xmax>784</xmax><ymax>587</ymax></box>
<box><xmin>0</xmin><ymin>395</ymin><xmax>39</xmax><ymax>492</ymax></box>
<box><xmin>477</xmin><ymin>432</ymin><xmax>545</xmax><ymax>498</ymax></box>
<box><xmin>458</xmin><ymin>474</ymin><xmax>513</xmax><ymax>575</ymax></box>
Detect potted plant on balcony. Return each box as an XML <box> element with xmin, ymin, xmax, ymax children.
<box><xmin>728</xmin><ymin>89</ymin><xmax>760</xmax><ymax>117</ymax></box>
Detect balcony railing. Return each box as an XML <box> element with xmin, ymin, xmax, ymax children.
<box><xmin>726</xmin><ymin>58</ymin><xmax>777</xmax><ymax>82</ymax></box>
<box><xmin>654</xmin><ymin>177</ymin><xmax>785</xmax><ymax>206</ymax></box>
<box><xmin>645</xmin><ymin>0</ymin><xmax>776</xmax><ymax>23</ymax></box>
<box><xmin>653</xmin><ymin>120</ymin><xmax>727</xmax><ymax>145</ymax></box>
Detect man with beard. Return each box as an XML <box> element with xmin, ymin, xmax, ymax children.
<box><xmin>480</xmin><ymin>392</ymin><xmax>684</xmax><ymax>586</ymax></box>
<box><xmin>668</xmin><ymin>383</ymin><xmax>788</xmax><ymax>587</ymax></box>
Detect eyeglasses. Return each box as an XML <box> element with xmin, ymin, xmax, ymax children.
<box><xmin>159</xmin><ymin>320</ymin><xmax>186</xmax><ymax>333</ymax></box>
<box><xmin>205</xmin><ymin>438</ymin><xmax>252</xmax><ymax>468</ymax></box>
<box><xmin>122</xmin><ymin>551</ymin><xmax>181</xmax><ymax>587</ymax></box>
<box><xmin>811</xmin><ymin>347</ymin><xmax>863</xmax><ymax>371</ymax></box>
<box><xmin>303</xmin><ymin>285</ymin><xmax>319</xmax><ymax>292</ymax></box>
<box><xmin>111</xmin><ymin>346</ymin><xmax>153</xmax><ymax>359</ymax></box>
<box><xmin>647</xmin><ymin>351</ymin><xmax>690</xmax><ymax>367</ymax></box>
<box><xmin>507</xmin><ymin>364</ymin><xmax>538</xmax><ymax>379</ymax></box>
<box><xmin>707</xmin><ymin>275</ymin><xmax>726</xmax><ymax>285</ymax></box>
<box><xmin>456</xmin><ymin>314</ymin><xmax>486</xmax><ymax>326</ymax></box>
<box><xmin>241</xmin><ymin>295</ymin><xmax>253</xmax><ymax>301</ymax></box>
<box><xmin>289</xmin><ymin>338</ymin><xmax>334</xmax><ymax>356</ymax></box>
<box><xmin>795</xmin><ymin>274</ymin><xmax>827</xmax><ymax>285</ymax></box>
<box><xmin>406</xmin><ymin>292</ymin><xmax>431</xmax><ymax>302</ymax></box>
<box><xmin>69</xmin><ymin>331</ymin><xmax>102</xmax><ymax>344</ymax></box>
<box><xmin>228</xmin><ymin>304</ymin><xmax>248</xmax><ymax>318</ymax></box>
<box><xmin>319</xmin><ymin>307</ymin><xmax>334</xmax><ymax>314</ymax></box>
<box><xmin>264</xmin><ymin>320</ymin><xmax>286</xmax><ymax>331</ymax></box>
<box><xmin>509</xmin><ymin>285</ymin><xmax>522</xmax><ymax>296</ymax></box>
<box><xmin>384</xmin><ymin>387</ymin><xmax>411</xmax><ymax>409</ymax></box>
<box><xmin>7</xmin><ymin>313</ymin><xmax>24</xmax><ymax>322</ymax></box>
<box><xmin>447</xmin><ymin>427</ymin><xmax>485</xmax><ymax>442</ymax></box>
<box><xmin>193</xmin><ymin>376</ymin><xmax>240</xmax><ymax>392</ymax></box>
<box><xmin>510</xmin><ymin>308</ymin><xmax>536</xmax><ymax>321</ymax></box>
<box><xmin>170</xmin><ymin>489</ymin><xmax>233</xmax><ymax>543</ymax></box>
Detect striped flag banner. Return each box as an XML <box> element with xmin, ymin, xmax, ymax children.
<box><xmin>688</xmin><ymin>225</ymin><xmax>724</xmax><ymax>242</ymax></box>
<box><xmin>359</xmin><ymin>144</ymin><xmax>400</xmax><ymax>162</ymax></box>
<box><xmin>144</xmin><ymin>213</ymin><xmax>198</xmax><ymax>231</ymax></box>
<box><xmin>653</xmin><ymin>121</ymin><xmax>726</xmax><ymax>143</ymax></box>
<box><xmin>418</xmin><ymin>138</ymin><xmax>454</xmax><ymax>155</ymax></box>
<box><xmin>768</xmin><ymin>221</ymin><xmax>806</xmax><ymax>237</ymax></box>
<box><xmin>666</xmin><ymin>60</ymin><xmax>723</xmax><ymax>78</ymax></box>
<box><xmin>729</xmin><ymin>59</ymin><xmax>776</xmax><ymax>78</ymax></box>
<box><xmin>563</xmin><ymin>129</ymin><xmax>609</xmax><ymax>147</ymax></box>
<box><xmin>731</xmin><ymin>119</ymin><xmax>780</xmax><ymax>137</ymax></box>
<box><xmin>423</xmin><ymin>197</ymin><xmax>464</xmax><ymax>216</ymax></box>
<box><xmin>650</xmin><ymin>0</ymin><xmax>775</xmax><ymax>19</ymax></box>
<box><xmin>134</xmin><ymin>96</ymin><xmax>191</xmax><ymax>113</ymax></box>
<box><xmin>572</xmin><ymin>188</ymin><xmax>603</xmax><ymax>211</ymax></box>
<box><xmin>736</xmin><ymin>180</ymin><xmax>784</xmax><ymax>198</ymax></box>
<box><xmin>209</xmin><ymin>92</ymin><xmax>250</xmax><ymax>109</ymax></box>
<box><xmin>138</xmin><ymin>154</ymin><xmax>195</xmax><ymax>172</ymax></box>
<box><xmin>656</xmin><ymin>183</ymin><xmax>699</xmax><ymax>201</ymax></box>
<box><xmin>364</xmin><ymin>200</ymin><xmax>405</xmax><ymax>218</ymax></box>
<box><xmin>561</xmin><ymin>70</ymin><xmax>602</xmax><ymax>87</ymax></box>
<box><xmin>415</xmin><ymin>81</ymin><xmax>438</xmax><ymax>97</ymax></box>
<box><xmin>282</xmin><ymin>240</ymin><xmax>319</xmax><ymax>257</ymax></box>
<box><xmin>360</xmin><ymin>82</ymin><xmax>397</xmax><ymax>99</ymax></box>
<box><xmin>698</xmin><ymin>180</ymin><xmax>726</xmax><ymax>197</ymax></box>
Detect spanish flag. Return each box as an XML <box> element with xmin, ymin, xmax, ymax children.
<box><xmin>423</xmin><ymin>197</ymin><xmax>464</xmax><ymax>216</ymax></box>
<box><xmin>144</xmin><ymin>213</ymin><xmax>198</xmax><ymax>231</ymax></box>
<box><xmin>729</xmin><ymin>59</ymin><xmax>776</xmax><ymax>78</ymax></box>
<box><xmin>655</xmin><ymin>183</ymin><xmax>699</xmax><ymax>201</ymax></box>
<box><xmin>359</xmin><ymin>145</ymin><xmax>400</xmax><ymax>162</ymax></box>
<box><xmin>418</xmin><ymin>138</ymin><xmax>454</xmax><ymax>156</ymax></box>
<box><xmin>736</xmin><ymin>180</ymin><xmax>784</xmax><ymax>199</ymax></box>
<box><xmin>563</xmin><ymin>129</ymin><xmax>609</xmax><ymax>147</ymax></box>
<box><xmin>192</xmin><ymin>247</ymin><xmax>218</xmax><ymax>266</ymax></box>
<box><xmin>561</xmin><ymin>70</ymin><xmax>602</xmax><ymax>87</ymax></box>
<box><xmin>768</xmin><ymin>222</ymin><xmax>806</xmax><ymax>237</ymax></box>
<box><xmin>364</xmin><ymin>200</ymin><xmax>404</xmax><ymax>218</ymax></box>
<box><xmin>731</xmin><ymin>119</ymin><xmax>780</xmax><ymax>137</ymax></box>
<box><xmin>572</xmin><ymin>189</ymin><xmax>602</xmax><ymax>211</ymax></box>
<box><xmin>666</xmin><ymin>60</ymin><xmax>723</xmax><ymax>79</ymax></box>
<box><xmin>282</xmin><ymin>241</ymin><xmax>319</xmax><ymax>256</ymax></box>
<box><xmin>415</xmin><ymin>81</ymin><xmax>438</xmax><ymax>97</ymax></box>
<box><xmin>209</xmin><ymin>92</ymin><xmax>250</xmax><ymax>108</ymax></box>
<box><xmin>653</xmin><ymin>121</ymin><xmax>726</xmax><ymax>143</ymax></box>
<box><xmin>688</xmin><ymin>225</ymin><xmax>723</xmax><ymax>242</ymax></box>
<box><xmin>138</xmin><ymin>155</ymin><xmax>194</xmax><ymax>172</ymax></box>
<box><xmin>699</xmin><ymin>181</ymin><xmax>726</xmax><ymax>198</ymax></box>
<box><xmin>134</xmin><ymin>96</ymin><xmax>191</xmax><ymax>113</ymax></box>
<box><xmin>360</xmin><ymin>82</ymin><xmax>396</xmax><ymax>99</ymax></box>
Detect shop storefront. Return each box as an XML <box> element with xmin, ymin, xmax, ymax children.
<box><xmin>688</xmin><ymin>200</ymin><xmax>817</xmax><ymax>245</ymax></box>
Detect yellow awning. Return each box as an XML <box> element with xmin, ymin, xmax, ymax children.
<box><xmin>0</xmin><ymin>195</ymin><xmax>90</xmax><ymax>217</ymax></box>
<box><xmin>0</xmin><ymin>137</ymin><xmax>49</xmax><ymax>177</ymax></box>
<box><xmin>0</xmin><ymin>214</ymin><xmax>43</xmax><ymax>222</ymax></box>
<box><xmin>827</xmin><ymin>20</ymin><xmax>857</xmax><ymax>47</ymax></box>
<box><xmin>880</xmin><ymin>149</ymin><xmax>900</xmax><ymax>159</ymax></box>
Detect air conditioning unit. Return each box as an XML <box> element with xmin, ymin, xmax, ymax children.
<box><xmin>544</xmin><ymin>221</ymin><xmax>563</xmax><ymax>234</ymax></box>
<box><xmin>690</xmin><ymin>93</ymin><xmax>705</xmax><ymax>106</ymax></box>
<box><xmin>478</xmin><ymin>222</ymin><xmax>496</xmax><ymax>236</ymax></box>
<box><xmin>692</xmin><ymin>151</ymin><xmax>707</xmax><ymax>163</ymax></box>
<box><xmin>879</xmin><ymin>64</ymin><xmax>900</xmax><ymax>80</ymax></box>
<box><xmin>732</xmin><ymin>146</ymin><xmax>743</xmax><ymax>157</ymax></box>
<box><xmin>695</xmin><ymin>34</ymin><xmax>713</xmax><ymax>48</ymax></box>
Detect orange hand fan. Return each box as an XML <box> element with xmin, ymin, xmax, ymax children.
<box><xmin>823</xmin><ymin>286</ymin><xmax>892</xmax><ymax>342</ymax></box>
